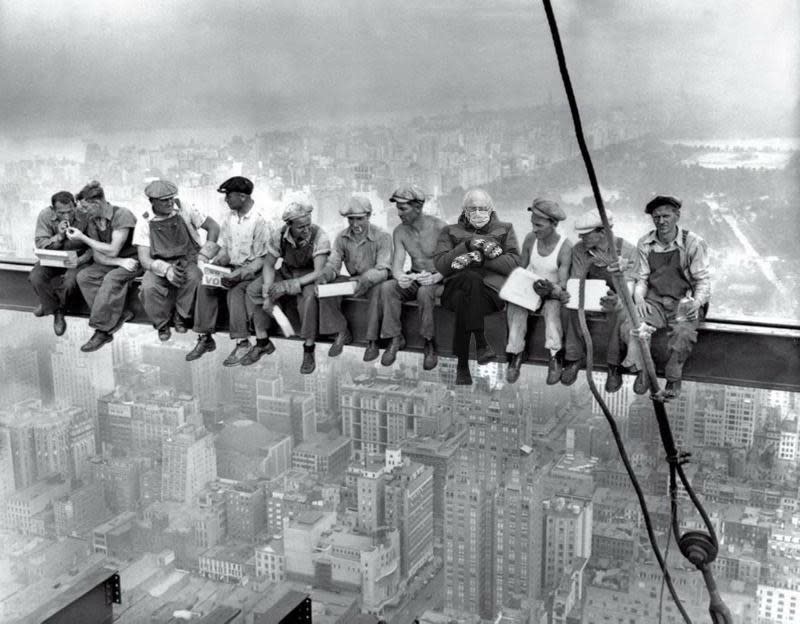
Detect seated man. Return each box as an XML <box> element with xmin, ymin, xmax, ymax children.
<box><xmin>246</xmin><ymin>200</ymin><xmax>330</xmax><ymax>373</ymax></box>
<box><xmin>433</xmin><ymin>188</ymin><xmax>520</xmax><ymax>385</ymax></box>
<box><xmin>624</xmin><ymin>195</ymin><xmax>711</xmax><ymax>399</ymax></box>
<box><xmin>317</xmin><ymin>195</ymin><xmax>392</xmax><ymax>357</ymax></box>
<box><xmin>67</xmin><ymin>181</ymin><xmax>141</xmax><ymax>352</ymax></box>
<box><xmin>134</xmin><ymin>179</ymin><xmax>220</xmax><ymax>341</ymax></box>
<box><xmin>370</xmin><ymin>185</ymin><xmax>446</xmax><ymax>369</ymax></box>
<box><xmin>185</xmin><ymin>176</ymin><xmax>270</xmax><ymax>367</ymax></box>
<box><xmin>505</xmin><ymin>198</ymin><xmax>572</xmax><ymax>384</ymax></box>
<box><xmin>29</xmin><ymin>190</ymin><xmax>91</xmax><ymax>336</ymax></box>
<box><xmin>560</xmin><ymin>209</ymin><xmax>636</xmax><ymax>392</ymax></box>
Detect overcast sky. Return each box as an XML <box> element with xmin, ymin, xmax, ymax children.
<box><xmin>0</xmin><ymin>0</ymin><xmax>797</xmax><ymax>139</ymax></box>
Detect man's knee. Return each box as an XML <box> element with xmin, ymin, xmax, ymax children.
<box><xmin>417</xmin><ymin>284</ymin><xmax>438</xmax><ymax>304</ymax></box>
<box><xmin>245</xmin><ymin>278</ymin><xmax>263</xmax><ymax>303</ymax></box>
<box><xmin>28</xmin><ymin>264</ymin><xmax>49</xmax><ymax>288</ymax></box>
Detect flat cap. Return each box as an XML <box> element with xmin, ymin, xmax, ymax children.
<box><xmin>340</xmin><ymin>195</ymin><xmax>372</xmax><ymax>217</ymax></box>
<box><xmin>144</xmin><ymin>179</ymin><xmax>178</xmax><ymax>200</ymax></box>
<box><xmin>528</xmin><ymin>198</ymin><xmax>566</xmax><ymax>222</ymax></box>
<box><xmin>389</xmin><ymin>185</ymin><xmax>426</xmax><ymax>204</ymax></box>
<box><xmin>217</xmin><ymin>176</ymin><xmax>254</xmax><ymax>195</ymax></box>
<box><xmin>574</xmin><ymin>208</ymin><xmax>615</xmax><ymax>233</ymax></box>
<box><xmin>282</xmin><ymin>201</ymin><xmax>313</xmax><ymax>222</ymax></box>
<box><xmin>645</xmin><ymin>195</ymin><xmax>682</xmax><ymax>214</ymax></box>
<box><xmin>76</xmin><ymin>180</ymin><xmax>105</xmax><ymax>201</ymax></box>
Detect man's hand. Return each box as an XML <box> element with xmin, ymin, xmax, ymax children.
<box><xmin>606</xmin><ymin>257</ymin><xmax>630</xmax><ymax>274</ymax></box>
<box><xmin>65</xmin><ymin>227</ymin><xmax>84</xmax><ymax>242</ymax></box>
<box><xmin>165</xmin><ymin>263</ymin><xmax>187</xmax><ymax>287</ymax></box>
<box><xmin>600</xmin><ymin>290</ymin><xmax>619</xmax><ymax>312</ymax></box>
<box><xmin>635</xmin><ymin>299</ymin><xmax>652</xmax><ymax>320</ymax></box>
<box><xmin>63</xmin><ymin>255</ymin><xmax>78</xmax><ymax>269</ymax></box>
<box><xmin>268</xmin><ymin>281</ymin><xmax>287</xmax><ymax>300</ymax></box>
<box><xmin>397</xmin><ymin>273</ymin><xmax>415</xmax><ymax>289</ymax></box>
<box><xmin>684</xmin><ymin>299</ymin><xmax>703</xmax><ymax>321</ymax></box>
<box><xmin>533</xmin><ymin>279</ymin><xmax>554</xmax><ymax>298</ymax></box>
<box><xmin>351</xmin><ymin>274</ymin><xmax>372</xmax><ymax>298</ymax></box>
<box><xmin>57</xmin><ymin>220</ymin><xmax>70</xmax><ymax>235</ymax></box>
<box><xmin>262</xmin><ymin>299</ymin><xmax>274</xmax><ymax>314</ymax></box>
<box><xmin>417</xmin><ymin>271</ymin><xmax>442</xmax><ymax>286</ymax></box>
<box><xmin>119</xmin><ymin>258</ymin><xmax>139</xmax><ymax>273</ymax></box>
<box><xmin>220</xmin><ymin>272</ymin><xmax>242</xmax><ymax>288</ymax></box>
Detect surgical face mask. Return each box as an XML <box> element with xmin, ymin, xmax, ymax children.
<box><xmin>466</xmin><ymin>208</ymin><xmax>491</xmax><ymax>229</ymax></box>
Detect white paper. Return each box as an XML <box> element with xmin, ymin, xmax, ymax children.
<box><xmin>565</xmin><ymin>278</ymin><xmax>607</xmax><ymax>312</ymax></box>
<box><xmin>316</xmin><ymin>281</ymin><xmax>357</xmax><ymax>298</ymax></box>
<box><xmin>34</xmin><ymin>248</ymin><xmax>78</xmax><ymax>268</ymax></box>
<box><xmin>499</xmin><ymin>267</ymin><xmax>543</xmax><ymax>312</ymax></box>
<box><xmin>201</xmin><ymin>264</ymin><xmax>232</xmax><ymax>289</ymax></box>
<box><xmin>271</xmin><ymin>304</ymin><xmax>296</xmax><ymax>337</ymax></box>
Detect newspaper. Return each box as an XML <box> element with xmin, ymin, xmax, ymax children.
<box><xmin>499</xmin><ymin>267</ymin><xmax>543</xmax><ymax>312</ymax></box>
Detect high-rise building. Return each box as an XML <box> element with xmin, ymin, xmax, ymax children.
<box><xmin>444</xmin><ymin>467</ymin><xmax>495</xmax><ymax>620</ymax></box>
<box><xmin>0</xmin><ymin>429</ymin><xmax>15</xmax><ymax>501</ymax></box>
<box><xmin>542</xmin><ymin>496</ymin><xmax>593</xmax><ymax>592</ymax></box>
<box><xmin>215</xmin><ymin>419</ymin><xmax>292</xmax><ymax>481</ymax></box>
<box><xmin>356</xmin><ymin>459</ymin><xmax>385</xmax><ymax>533</ymax></box>
<box><xmin>161</xmin><ymin>424</ymin><xmax>217</xmax><ymax>503</ymax></box>
<box><xmin>256</xmin><ymin>377</ymin><xmax>316</xmax><ymax>444</ymax></box>
<box><xmin>0</xmin><ymin>402</ymin><xmax>38</xmax><ymax>489</ymax></box>
<box><xmin>340</xmin><ymin>373</ymin><xmax>449</xmax><ymax>461</ymax></box>
<box><xmin>224</xmin><ymin>482</ymin><xmax>266</xmax><ymax>543</ymax></box>
<box><xmin>0</xmin><ymin>347</ymin><xmax>40</xmax><ymax>406</ymax></box>
<box><xmin>53</xmin><ymin>481</ymin><xmax>110</xmax><ymax>537</ymax></box>
<box><xmin>291</xmin><ymin>434</ymin><xmax>351</xmax><ymax>478</ymax></box>
<box><xmin>89</xmin><ymin>455</ymin><xmax>150</xmax><ymax>513</ymax></box>
<box><xmin>51</xmin><ymin>329</ymin><xmax>114</xmax><ymax>422</ymax></box>
<box><xmin>384</xmin><ymin>459</ymin><xmax>434</xmax><ymax>579</ymax></box>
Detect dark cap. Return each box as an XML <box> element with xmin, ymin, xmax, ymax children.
<box><xmin>217</xmin><ymin>176</ymin><xmax>254</xmax><ymax>195</ymax></box>
<box><xmin>389</xmin><ymin>185</ymin><xmax>426</xmax><ymax>204</ymax></box>
<box><xmin>645</xmin><ymin>195</ymin><xmax>682</xmax><ymax>214</ymax></box>
<box><xmin>76</xmin><ymin>180</ymin><xmax>105</xmax><ymax>201</ymax></box>
<box><xmin>527</xmin><ymin>198</ymin><xmax>566</xmax><ymax>222</ymax></box>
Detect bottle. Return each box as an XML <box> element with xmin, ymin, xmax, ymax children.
<box><xmin>675</xmin><ymin>295</ymin><xmax>695</xmax><ymax>322</ymax></box>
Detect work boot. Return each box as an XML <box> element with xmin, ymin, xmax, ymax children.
<box><xmin>33</xmin><ymin>304</ymin><xmax>46</xmax><ymax>317</ymax></box>
<box><xmin>422</xmin><ymin>339</ymin><xmax>438</xmax><ymax>371</ymax></box>
<box><xmin>546</xmin><ymin>353</ymin><xmax>563</xmax><ymax>385</ymax></box>
<box><xmin>633</xmin><ymin>370</ymin><xmax>649</xmax><ymax>395</ymax></box>
<box><xmin>664</xmin><ymin>380</ymin><xmax>682</xmax><ymax>399</ymax></box>
<box><xmin>560</xmin><ymin>359</ymin><xmax>583</xmax><ymax>386</ymax></box>
<box><xmin>80</xmin><ymin>330</ymin><xmax>113</xmax><ymax>352</ymax></box>
<box><xmin>476</xmin><ymin>343</ymin><xmax>496</xmax><ymax>366</ymax></box>
<box><xmin>53</xmin><ymin>310</ymin><xmax>67</xmax><ymax>337</ymax></box>
<box><xmin>455</xmin><ymin>365</ymin><xmax>473</xmax><ymax>386</ymax></box>
<box><xmin>240</xmin><ymin>339</ymin><xmax>276</xmax><ymax>366</ymax></box>
<box><xmin>363</xmin><ymin>341</ymin><xmax>380</xmax><ymax>362</ymax></box>
<box><xmin>109</xmin><ymin>309</ymin><xmax>135</xmax><ymax>334</ymax></box>
<box><xmin>300</xmin><ymin>346</ymin><xmax>316</xmax><ymax>375</ymax></box>
<box><xmin>381</xmin><ymin>335</ymin><xmax>406</xmax><ymax>367</ymax></box>
<box><xmin>605</xmin><ymin>365</ymin><xmax>623</xmax><ymax>393</ymax></box>
<box><xmin>185</xmin><ymin>334</ymin><xmax>216</xmax><ymax>361</ymax></box>
<box><xmin>158</xmin><ymin>326</ymin><xmax>171</xmax><ymax>342</ymax></box>
<box><xmin>173</xmin><ymin>314</ymin><xmax>188</xmax><ymax>334</ymax></box>
<box><xmin>328</xmin><ymin>330</ymin><xmax>351</xmax><ymax>357</ymax></box>
<box><xmin>505</xmin><ymin>351</ymin><xmax>525</xmax><ymax>384</ymax></box>
<box><xmin>223</xmin><ymin>340</ymin><xmax>252</xmax><ymax>367</ymax></box>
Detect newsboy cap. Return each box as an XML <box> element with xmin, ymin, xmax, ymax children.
<box><xmin>217</xmin><ymin>176</ymin><xmax>254</xmax><ymax>195</ymax></box>
<box><xmin>282</xmin><ymin>201</ymin><xmax>313</xmax><ymax>223</ymax></box>
<box><xmin>144</xmin><ymin>179</ymin><xmax>178</xmax><ymax>200</ymax></box>
<box><xmin>645</xmin><ymin>195</ymin><xmax>682</xmax><ymax>214</ymax></box>
<box><xmin>389</xmin><ymin>185</ymin><xmax>426</xmax><ymax>204</ymax></box>
<box><xmin>574</xmin><ymin>208</ymin><xmax>615</xmax><ymax>234</ymax></box>
<box><xmin>340</xmin><ymin>195</ymin><xmax>372</xmax><ymax>217</ymax></box>
<box><xmin>528</xmin><ymin>198</ymin><xmax>566</xmax><ymax>222</ymax></box>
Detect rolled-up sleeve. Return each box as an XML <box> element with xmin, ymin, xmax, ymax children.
<box><xmin>635</xmin><ymin>239</ymin><xmax>652</xmax><ymax>286</ymax></box>
<box><xmin>321</xmin><ymin>233</ymin><xmax>345</xmax><ymax>281</ymax></box>
<box><xmin>687</xmin><ymin>235</ymin><xmax>711</xmax><ymax>305</ymax></box>
<box><xmin>34</xmin><ymin>210</ymin><xmax>58</xmax><ymax>249</ymax></box>
<box><xmin>312</xmin><ymin>228</ymin><xmax>332</xmax><ymax>258</ymax></box>
<box><xmin>265</xmin><ymin>227</ymin><xmax>283</xmax><ymax>259</ymax></box>
<box><xmin>251</xmin><ymin>218</ymin><xmax>271</xmax><ymax>258</ymax></box>
<box><xmin>362</xmin><ymin>231</ymin><xmax>392</xmax><ymax>285</ymax></box>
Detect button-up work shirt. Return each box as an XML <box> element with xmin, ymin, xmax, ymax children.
<box><xmin>34</xmin><ymin>206</ymin><xmax>89</xmax><ymax>251</ymax></box>
<box><xmin>635</xmin><ymin>227</ymin><xmax>711</xmax><ymax>305</ymax></box>
<box><xmin>325</xmin><ymin>223</ymin><xmax>392</xmax><ymax>285</ymax></box>
<box><xmin>218</xmin><ymin>208</ymin><xmax>270</xmax><ymax>268</ymax></box>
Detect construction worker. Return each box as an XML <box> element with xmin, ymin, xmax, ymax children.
<box><xmin>433</xmin><ymin>188</ymin><xmax>521</xmax><ymax>386</ymax></box>
<box><xmin>560</xmin><ymin>209</ymin><xmax>637</xmax><ymax>392</ymax></box>
<box><xmin>133</xmin><ymin>180</ymin><xmax>220</xmax><ymax>341</ymax></box>
<box><xmin>29</xmin><ymin>190</ymin><xmax>91</xmax><ymax>336</ymax></box>
<box><xmin>185</xmin><ymin>176</ymin><xmax>270</xmax><ymax>367</ymax></box>
<box><xmin>504</xmin><ymin>198</ymin><xmax>572</xmax><ymax>384</ymax></box>
<box><xmin>317</xmin><ymin>195</ymin><xmax>392</xmax><ymax>358</ymax></box>
<box><xmin>624</xmin><ymin>195</ymin><xmax>711</xmax><ymax>399</ymax></box>
<box><xmin>67</xmin><ymin>181</ymin><xmax>141</xmax><ymax>352</ymax></box>
<box><xmin>370</xmin><ymin>185</ymin><xmax>446</xmax><ymax>369</ymax></box>
<box><xmin>246</xmin><ymin>199</ymin><xmax>331</xmax><ymax>373</ymax></box>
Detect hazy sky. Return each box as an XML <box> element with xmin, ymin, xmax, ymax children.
<box><xmin>0</xmin><ymin>0</ymin><xmax>797</xmax><ymax>139</ymax></box>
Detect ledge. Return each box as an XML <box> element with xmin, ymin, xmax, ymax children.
<box><xmin>1</xmin><ymin>258</ymin><xmax>798</xmax><ymax>392</ymax></box>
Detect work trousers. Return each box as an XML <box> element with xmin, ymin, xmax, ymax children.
<box><xmin>139</xmin><ymin>264</ymin><xmax>202</xmax><ymax>330</ymax></box>
<box><xmin>440</xmin><ymin>270</ymin><xmax>503</xmax><ymax>361</ymax></box>
<box><xmin>247</xmin><ymin>276</ymin><xmax>319</xmax><ymax>341</ymax></box>
<box><xmin>377</xmin><ymin>279</ymin><xmax>441</xmax><ymax>341</ymax></box>
<box><xmin>76</xmin><ymin>263</ymin><xmax>142</xmax><ymax>332</ymax></box>
<box><xmin>563</xmin><ymin>307</ymin><xmax>624</xmax><ymax>366</ymax></box>
<box><xmin>318</xmin><ymin>276</ymin><xmax>382</xmax><ymax>338</ymax></box>
<box><xmin>29</xmin><ymin>263</ymin><xmax>81</xmax><ymax>315</ymax></box>
<box><xmin>505</xmin><ymin>299</ymin><xmax>563</xmax><ymax>355</ymax></box>
<box><xmin>193</xmin><ymin>278</ymin><xmax>256</xmax><ymax>340</ymax></box>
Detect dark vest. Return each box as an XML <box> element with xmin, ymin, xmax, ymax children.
<box><xmin>279</xmin><ymin>224</ymin><xmax>319</xmax><ymax>278</ymax></box>
<box><xmin>645</xmin><ymin>230</ymin><xmax>692</xmax><ymax>301</ymax></box>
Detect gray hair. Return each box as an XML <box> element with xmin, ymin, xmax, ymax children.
<box><xmin>462</xmin><ymin>188</ymin><xmax>494</xmax><ymax>211</ymax></box>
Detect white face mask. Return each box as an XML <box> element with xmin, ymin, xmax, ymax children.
<box><xmin>467</xmin><ymin>210</ymin><xmax>491</xmax><ymax>229</ymax></box>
